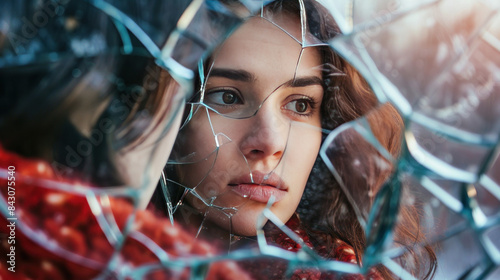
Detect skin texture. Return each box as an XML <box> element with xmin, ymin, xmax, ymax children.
<box><xmin>173</xmin><ymin>15</ymin><xmax>324</xmax><ymax>236</ymax></box>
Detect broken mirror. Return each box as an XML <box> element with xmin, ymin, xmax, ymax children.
<box><xmin>1</xmin><ymin>0</ymin><xmax>499</xmax><ymax>279</ymax></box>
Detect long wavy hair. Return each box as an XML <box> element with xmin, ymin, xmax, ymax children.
<box><xmin>271</xmin><ymin>0</ymin><xmax>438</xmax><ymax>279</ymax></box>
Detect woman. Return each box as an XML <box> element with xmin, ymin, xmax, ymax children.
<box><xmin>154</xmin><ymin>0</ymin><xmax>437</xmax><ymax>279</ymax></box>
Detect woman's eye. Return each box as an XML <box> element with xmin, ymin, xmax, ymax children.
<box><xmin>205</xmin><ymin>89</ymin><xmax>243</xmax><ymax>105</ymax></box>
<box><xmin>285</xmin><ymin>99</ymin><xmax>311</xmax><ymax>114</ymax></box>
<box><xmin>222</xmin><ymin>92</ymin><xmax>237</xmax><ymax>104</ymax></box>
<box><xmin>294</xmin><ymin>100</ymin><xmax>308</xmax><ymax>113</ymax></box>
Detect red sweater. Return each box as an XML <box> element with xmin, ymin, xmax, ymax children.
<box><xmin>0</xmin><ymin>146</ymin><xmax>381</xmax><ymax>279</ymax></box>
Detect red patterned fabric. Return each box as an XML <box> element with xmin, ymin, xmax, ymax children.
<box><xmin>0</xmin><ymin>146</ymin><xmax>381</xmax><ymax>279</ymax></box>
<box><xmin>0</xmin><ymin>146</ymin><xmax>251</xmax><ymax>280</ymax></box>
<box><xmin>238</xmin><ymin>214</ymin><xmax>383</xmax><ymax>280</ymax></box>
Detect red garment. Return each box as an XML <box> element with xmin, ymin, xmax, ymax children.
<box><xmin>0</xmin><ymin>146</ymin><xmax>251</xmax><ymax>280</ymax></box>
<box><xmin>238</xmin><ymin>214</ymin><xmax>383</xmax><ymax>280</ymax></box>
<box><xmin>0</xmin><ymin>146</ymin><xmax>381</xmax><ymax>279</ymax></box>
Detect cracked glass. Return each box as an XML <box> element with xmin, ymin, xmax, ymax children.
<box><xmin>1</xmin><ymin>0</ymin><xmax>499</xmax><ymax>280</ymax></box>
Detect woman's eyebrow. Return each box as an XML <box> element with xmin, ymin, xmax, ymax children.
<box><xmin>208</xmin><ymin>68</ymin><xmax>256</xmax><ymax>82</ymax></box>
<box><xmin>286</xmin><ymin>76</ymin><xmax>323</xmax><ymax>88</ymax></box>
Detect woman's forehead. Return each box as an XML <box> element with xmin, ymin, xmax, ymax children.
<box><xmin>215</xmin><ymin>17</ymin><xmax>303</xmax><ymax>60</ymax></box>
<box><xmin>239</xmin><ymin>15</ymin><xmax>303</xmax><ymax>45</ymax></box>
<box><xmin>209</xmin><ymin>17</ymin><xmax>323</xmax><ymax>86</ymax></box>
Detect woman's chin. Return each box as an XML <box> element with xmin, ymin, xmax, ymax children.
<box><xmin>215</xmin><ymin>204</ymin><xmax>265</xmax><ymax>236</ymax></box>
<box><xmin>228</xmin><ymin>203</ymin><xmax>295</xmax><ymax>237</ymax></box>
<box><xmin>230</xmin><ymin>217</ymin><xmax>262</xmax><ymax>237</ymax></box>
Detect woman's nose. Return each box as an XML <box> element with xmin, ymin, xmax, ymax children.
<box><xmin>239</xmin><ymin>104</ymin><xmax>289</xmax><ymax>162</ymax></box>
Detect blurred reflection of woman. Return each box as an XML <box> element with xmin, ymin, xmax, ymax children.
<box><xmin>0</xmin><ymin>1</ymin><xmax>250</xmax><ymax>279</ymax></box>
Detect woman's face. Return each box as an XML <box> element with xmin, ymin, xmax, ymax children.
<box><xmin>172</xmin><ymin>15</ymin><xmax>324</xmax><ymax>236</ymax></box>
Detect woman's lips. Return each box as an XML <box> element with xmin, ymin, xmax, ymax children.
<box><xmin>231</xmin><ymin>184</ymin><xmax>287</xmax><ymax>203</ymax></box>
<box><xmin>229</xmin><ymin>171</ymin><xmax>288</xmax><ymax>203</ymax></box>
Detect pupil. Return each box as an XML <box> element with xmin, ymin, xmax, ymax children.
<box><xmin>296</xmin><ymin>101</ymin><xmax>307</xmax><ymax>113</ymax></box>
<box><xmin>222</xmin><ymin>92</ymin><xmax>235</xmax><ymax>104</ymax></box>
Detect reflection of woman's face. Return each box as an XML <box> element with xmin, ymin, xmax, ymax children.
<box><xmin>174</xmin><ymin>15</ymin><xmax>323</xmax><ymax>236</ymax></box>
